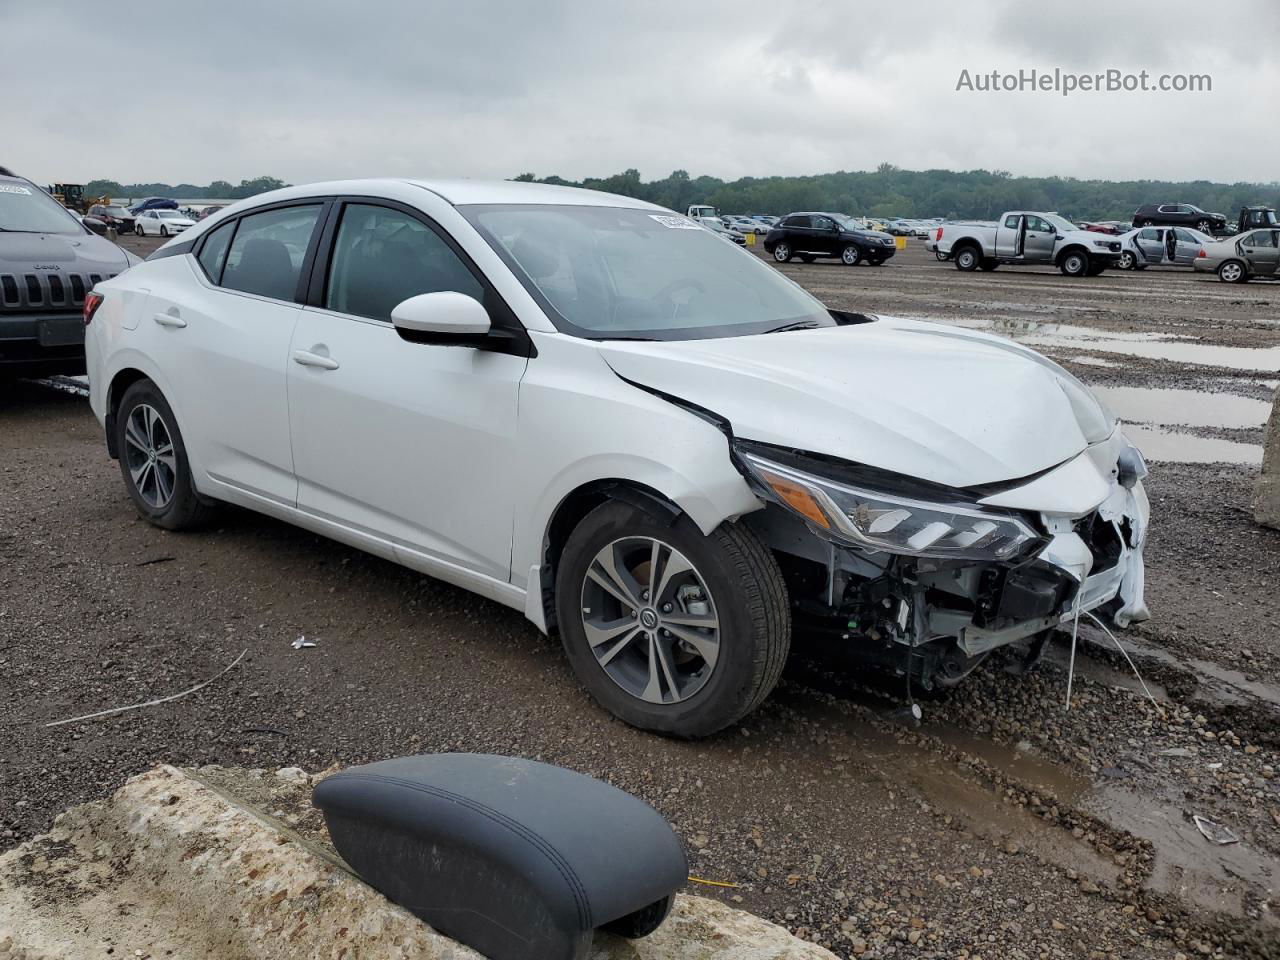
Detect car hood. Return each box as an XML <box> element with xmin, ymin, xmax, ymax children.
<box><xmin>0</xmin><ymin>230</ymin><xmax>132</xmax><ymax>274</ymax></box>
<box><xmin>597</xmin><ymin>315</ymin><xmax>1113</xmax><ymax>489</ymax></box>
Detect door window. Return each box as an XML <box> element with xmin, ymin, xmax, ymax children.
<box><xmin>221</xmin><ymin>204</ymin><xmax>322</xmax><ymax>301</ymax></box>
<box><xmin>324</xmin><ymin>203</ymin><xmax>484</xmax><ymax>322</ymax></box>
<box><xmin>783</xmin><ymin>215</ymin><xmax>811</xmax><ymax>228</ymax></box>
<box><xmin>1174</xmin><ymin>229</ymin><xmax>1199</xmax><ymax>244</ymax></box>
<box><xmin>1245</xmin><ymin>231</ymin><xmax>1276</xmax><ymax>248</ymax></box>
<box><xmin>1004</xmin><ymin>215</ymin><xmax>1020</xmax><ymax>229</ymax></box>
<box><xmin>1024</xmin><ymin>215</ymin><xmax>1052</xmax><ymax>233</ymax></box>
<box><xmin>811</xmin><ymin>216</ymin><xmax>834</xmax><ymax>231</ymax></box>
<box><xmin>196</xmin><ymin>219</ymin><xmax>235</xmax><ymax>282</ymax></box>
<box><xmin>1138</xmin><ymin>228</ymin><xmax>1159</xmax><ymax>241</ymax></box>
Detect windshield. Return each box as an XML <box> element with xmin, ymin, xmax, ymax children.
<box><xmin>0</xmin><ymin>181</ymin><xmax>84</xmax><ymax>234</ymax></box>
<box><xmin>463</xmin><ymin>204</ymin><xmax>832</xmax><ymax>341</ymax></box>
<box><xmin>1043</xmin><ymin>214</ymin><xmax>1079</xmax><ymax>233</ymax></box>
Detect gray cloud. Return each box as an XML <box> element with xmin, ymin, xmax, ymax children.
<box><xmin>2</xmin><ymin>0</ymin><xmax>1276</xmax><ymax>188</ymax></box>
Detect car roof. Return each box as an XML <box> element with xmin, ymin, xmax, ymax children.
<box><xmin>211</xmin><ymin>178</ymin><xmax>665</xmax><ymax>212</ymax></box>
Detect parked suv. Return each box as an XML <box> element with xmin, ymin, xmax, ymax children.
<box><xmin>84</xmin><ymin>179</ymin><xmax>1149</xmax><ymax>737</ymax></box>
<box><xmin>0</xmin><ymin>169</ymin><xmax>135</xmax><ymax>377</ymax></box>
<box><xmin>87</xmin><ymin>203</ymin><xmax>136</xmax><ymax>234</ymax></box>
<box><xmin>1131</xmin><ymin>203</ymin><xmax>1227</xmax><ymax>236</ymax></box>
<box><xmin>764</xmin><ymin>213</ymin><xmax>898</xmax><ymax>265</ymax></box>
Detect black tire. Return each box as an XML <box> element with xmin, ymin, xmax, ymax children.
<box><xmin>1117</xmin><ymin>251</ymin><xmax>1136</xmax><ymax>270</ymax></box>
<box><xmin>798</xmin><ymin>254</ymin><xmax>815</xmax><ymax>263</ymax></box>
<box><xmin>159</xmin><ymin>225</ymin><xmax>168</xmax><ymax>237</ymax></box>
<box><xmin>1218</xmin><ymin>260</ymin><xmax>1249</xmax><ymax>283</ymax></box>
<box><xmin>1134</xmin><ymin>264</ymin><xmax>1148</xmax><ymax>271</ymax></box>
<box><xmin>934</xmin><ymin>251</ymin><xmax>948</xmax><ymax>261</ymax></box>
<box><xmin>600</xmin><ymin>895</ymin><xmax>675</xmax><ymax>939</ymax></box>
<box><xmin>772</xmin><ymin>243</ymin><xmax>792</xmax><ymax>263</ymax></box>
<box><xmin>1059</xmin><ymin>250</ymin><xmax>1089</xmax><ymax>276</ymax></box>
<box><xmin>1087</xmin><ymin>263</ymin><xmax>1107</xmax><ymax>276</ymax></box>
<box><xmin>555</xmin><ymin>500</ymin><xmax>790</xmax><ymax>738</ymax></box>
<box><xmin>135</xmin><ymin>223</ymin><xmax>144</xmax><ymax>236</ymax></box>
<box><xmin>978</xmin><ymin>258</ymin><xmax>999</xmax><ymax>271</ymax></box>
<box><xmin>840</xmin><ymin>244</ymin><xmax>861</xmax><ymax>266</ymax></box>
<box><xmin>953</xmin><ymin>246</ymin><xmax>980</xmax><ymax>271</ymax></box>
<box><xmin>115</xmin><ymin>379</ymin><xmax>214</xmax><ymax>530</ymax></box>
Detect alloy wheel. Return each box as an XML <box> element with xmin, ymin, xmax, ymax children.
<box><xmin>1118</xmin><ymin>251</ymin><xmax>1135</xmax><ymax>270</ymax></box>
<box><xmin>842</xmin><ymin>245</ymin><xmax>860</xmax><ymax>265</ymax></box>
<box><xmin>1220</xmin><ymin>261</ymin><xmax>1244</xmax><ymax>283</ymax></box>
<box><xmin>580</xmin><ymin>536</ymin><xmax>720</xmax><ymax>705</ymax></box>
<box><xmin>123</xmin><ymin>403</ymin><xmax>177</xmax><ymax>509</ymax></box>
<box><xmin>773</xmin><ymin>243</ymin><xmax>791</xmax><ymax>262</ymax></box>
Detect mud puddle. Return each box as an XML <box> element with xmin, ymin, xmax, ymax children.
<box><xmin>1092</xmin><ymin>386</ymin><xmax>1271</xmax><ymax>430</ymax></box>
<box><xmin>941</xmin><ymin>316</ymin><xmax>1280</xmax><ymax>372</ymax></box>
<box><xmin>1104</xmin><ymin>630</ymin><xmax>1280</xmax><ymax>710</ymax></box>
<box><xmin>1121</xmin><ymin>425</ymin><xmax>1262</xmax><ymax>464</ymax></box>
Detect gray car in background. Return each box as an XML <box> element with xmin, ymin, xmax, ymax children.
<box><xmin>1192</xmin><ymin>227</ymin><xmax>1280</xmax><ymax>283</ymax></box>
<box><xmin>1116</xmin><ymin>226</ymin><xmax>1213</xmax><ymax>270</ymax></box>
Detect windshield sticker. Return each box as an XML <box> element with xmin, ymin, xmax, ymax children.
<box><xmin>649</xmin><ymin>214</ymin><xmax>702</xmax><ymax>230</ymax></box>
<box><xmin>0</xmin><ymin>184</ymin><xmax>33</xmax><ymax>195</ymax></box>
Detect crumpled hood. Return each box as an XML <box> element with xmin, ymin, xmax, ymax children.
<box><xmin>598</xmin><ymin>315</ymin><xmax>1113</xmax><ymax>489</ymax></box>
<box><xmin>0</xmin><ymin>231</ymin><xmax>131</xmax><ymax>273</ymax></box>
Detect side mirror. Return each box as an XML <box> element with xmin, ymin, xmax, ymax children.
<box><xmin>392</xmin><ymin>292</ymin><xmax>491</xmax><ymax>345</ymax></box>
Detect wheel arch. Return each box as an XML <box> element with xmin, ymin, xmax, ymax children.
<box><xmin>1055</xmin><ymin>243</ymin><xmax>1090</xmax><ymax>267</ymax></box>
<box><xmin>102</xmin><ymin>356</ymin><xmax>188</xmax><ymax>462</ymax></box>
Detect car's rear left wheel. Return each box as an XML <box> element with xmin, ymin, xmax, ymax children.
<box><xmin>556</xmin><ymin>501</ymin><xmax>789</xmax><ymax>738</ymax></box>
<box><xmin>116</xmin><ymin>379</ymin><xmax>214</xmax><ymax>530</ymax></box>
<box><xmin>1218</xmin><ymin>260</ymin><xmax>1248</xmax><ymax>283</ymax></box>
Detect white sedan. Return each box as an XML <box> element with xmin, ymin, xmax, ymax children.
<box><xmin>134</xmin><ymin>209</ymin><xmax>195</xmax><ymax>237</ymax></box>
<box><xmin>84</xmin><ymin>178</ymin><xmax>1150</xmax><ymax>737</ymax></box>
<box><xmin>725</xmin><ymin>216</ymin><xmax>768</xmax><ymax>235</ymax></box>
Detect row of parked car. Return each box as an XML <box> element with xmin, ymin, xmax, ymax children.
<box><xmin>75</xmin><ymin>197</ymin><xmax>227</xmax><ymax>239</ymax></box>
<box><xmin>924</xmin><ymin>202</ymin><xmax>1279</xmax><ymax>282</ymax></box>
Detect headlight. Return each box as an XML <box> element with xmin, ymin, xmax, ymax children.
<box><xmin>740</xmin><ymin>452</ymin><xmax>1043</xmax><ymax>561</ymax></box>
<box><xmin>1092</xmin><ymin>240</ymin><xmax>1113</xmax><ymax>248</ymax></box>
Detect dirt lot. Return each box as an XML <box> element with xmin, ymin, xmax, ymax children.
<box><xmin>2</xmin><ymin>238</ymin><xmax>1278</xmax><ymax>959</ymax></box>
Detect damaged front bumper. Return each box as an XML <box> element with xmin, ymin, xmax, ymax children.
<box><xmin>739</xmin><ymin>428</ymin><xmax>1150</xmax><ymax>682</ymax></box>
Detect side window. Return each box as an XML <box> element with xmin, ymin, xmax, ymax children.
<box><xmin>1004</xmin><ymin>215</ymin><xmax>1020</xmax><ymax>229</ymax></box>
<box><xmin>812</xmin><ymin>216</ymin><xmax>832</xmax><ymax>231</ymax></box>
<box><xmin>1157</xmin><ymin>205</ymin><xmax>1174</xmax><ymax>214</ymax></box>
<box><xmin>221</xmin><ymin>204</ymin><xmax>322</xmax><ymax>301</ymax></box>
<box><xmin>324</xmin><ymin>203</ymin><xmax>484</xmax><ymax>322</ymax></box>
<box><xmin>1174</xmin><ymin>229</ymin><xmax>1198</xmax><ymax>244</ymax></box>
<box><xmin>1139</xmin><ymin>228</ymin><xmax>1159</xmax><ymax>241</ymax></box>
<box><xmin>197</xmin><ymin>219</ymin><xmax>235</xmax><ymax>283</ymax></box>
<box><xmin>783</xmin><ymin>215</ymin><xmax>808</xmax><ymax>228</ymax></box>
<box><xmin>1247</xmin><ymin>231</ymin><xmax>1276</xmax><ymax>248</ymax></box>
<box><xmin>1025</xmin><ymin>215</ymin><xmax>1050</xmax><ymax>233</ymax></box>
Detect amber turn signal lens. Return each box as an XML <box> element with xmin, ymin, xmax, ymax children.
<box><xmin>761</xmin><ymin>472</ymin><xmax>830</xmax><ymax>529</ymax></box>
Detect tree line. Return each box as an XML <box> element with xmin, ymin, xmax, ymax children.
<box><xmin>514</xmin><ymin>165</ymin><xmax>1280</xmax><ymax>221</ymax></box>
<box><xmin>84</xmin><ymin>166</ymin><xmax>1279</xmax><ymax>221</ymax></box>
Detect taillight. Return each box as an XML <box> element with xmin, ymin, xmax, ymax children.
<box><xmin>935</xmin><ymin>227</ymin><xmax>943</xmax><ymax>240</ymax></box>
<box><xmin>1197</xmin><ymin>248</ymin><xmax>1207</xmax><ymax>258</ymax></box>
<box><xmin>84</xmin><ymin>291</ymin><xmax>105</xmax><ymax>325</ymax></box>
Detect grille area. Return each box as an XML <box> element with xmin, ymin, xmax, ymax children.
<box><xmin>0</xmin><ymin>271</ymin><xmax>113</xmax><ymax>314</ymax></box>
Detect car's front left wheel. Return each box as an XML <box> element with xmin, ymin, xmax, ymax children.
<box><xmin>555</xmin><ymin>501</ymin><xmax>790</xmax><ymax>738</ymax></box>
<box><xmin>841</xmin><ymin>244</ymin><xmax>861</xmax><ymax>266</ymax></box>
<box><xmin>772</xmin><ymin>243</ymin><xmax>792</xmax><ymax>263</ymax></box>
<box><xmin>115</xmin><ymin>379</ymin><xmax>214</xmax><ymax>530</ymax></box>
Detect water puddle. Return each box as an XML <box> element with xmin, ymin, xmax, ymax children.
<box><xmin>1121</xmin><ymin>425</ymin><xmax>1262</xmax><ymax>465</ymax></box>
<box><xmin>1110</xmin><ymin>631</ymin><xmax>1280</xmax><ymax>709</ymax></box>
<box><xmin>1067</xmin><ymin>356</ymin><xmax>1120</xmax><ymax>368</ymax></box>
<box><xmin>1092</xmin><ymin>386</ymin><xmax>1271</xmax><ymax>430</ymax></box>
<box><xmin>942</xmin><ymin>317</ymin><xmax>1280</xmax><ymax>372</ymax></box>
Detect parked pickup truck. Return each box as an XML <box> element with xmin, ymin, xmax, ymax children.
<box><xmin>933</xmin><ymin>211</ymin><xmax>1123</xmax><ymax>276</ymax></box>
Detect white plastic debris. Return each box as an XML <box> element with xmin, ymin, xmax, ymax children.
<box><xmin>1192</xmin><ymin>815</ymin><xmax>1240</xmax><ymax>845</ymax></box>
<box><xmin>291</xmin><ymin>636</ymin><xmax>316</xmax><ymax>650</ymax></box>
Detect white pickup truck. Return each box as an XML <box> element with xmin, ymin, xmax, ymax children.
<box><xmin>933</xmin><ymin>211</ymin><xmax>1123</xmax><ymax>276</ymax></box>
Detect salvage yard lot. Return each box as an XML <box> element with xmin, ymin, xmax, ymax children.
<box><xmin>2</xmin><ymin>238</ymin><xmax>1278</xmax><ymax>959</ymax></box>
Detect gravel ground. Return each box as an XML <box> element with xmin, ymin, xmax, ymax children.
<box><xmin>1</xmin><ymin>239</ymin><xmax>1277</xmax><ymax>959</ymax></box>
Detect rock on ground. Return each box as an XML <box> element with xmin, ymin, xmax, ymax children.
<box><xmin>0</xmin><ymin>765</ymin><xmax>837</xmax><ymax>960</ymax></box>
<box><xmin>1255</xmin><ymin>386</ymin><xmax>1280</xmax><ymax>528</ymax></box>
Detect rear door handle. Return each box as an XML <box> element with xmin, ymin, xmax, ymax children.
<box><xmin>293</xmin><ymin>350</ymin><xmax>339</xmax><ymax>370</ymax></box>
<box><xmin>153</xmin><ymin>311</ymin><xmax>186</xmax><ymax>328</ymax></box>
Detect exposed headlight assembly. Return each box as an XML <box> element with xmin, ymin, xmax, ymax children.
<box><xmin>740</xmin><ymin>452</ymin><xmax>1043</xmax><ymax>562</ymax></box>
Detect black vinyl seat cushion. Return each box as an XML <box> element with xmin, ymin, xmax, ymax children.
<box><xmin>313</xmin><ymin>754</ymin><xmax>688</xmax><ymax>960</ymax></box>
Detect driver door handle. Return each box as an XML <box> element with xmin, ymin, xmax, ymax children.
<box><xmin>293</xmin><ymin>349</ymin><xmax>339</xmax><ymax>370</ymax></box>
<box><xmin>153</xmin><ymin>312</ymin><xmax>186</xmax><ymax>328</ymax></box>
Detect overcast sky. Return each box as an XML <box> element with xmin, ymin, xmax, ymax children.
<box><xmin>4</xmin><ymin>0</ymin><xmax>1277</xmax><ymax>187</ymax></box>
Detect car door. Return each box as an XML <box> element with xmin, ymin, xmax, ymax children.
<box><xmin>997</xmin><ymin>214</ymin><xmax>1022</xmax><ymax>257</ymax></box>
<box><xmin>1134</xmin><ymin>228</ymin><xmax>1163</xmax><ymax>263</ymax></box>
<box><xmin>150</xmin><ymin>201</ymin><xmax>326</xmax><ymax>506</ymax></box>
<box><xmin>1240</xmin><ymin>230</ymin><xmax>1280</xmax><ymax>276</ymax></box>
<box><xmin>1023</xmin><ymin>215</ymin><xmax>1056</xmax><ymax>261</ymax></box>
<box><xmin>783</xmin><ymin>215</ymin><xmax>815</xmax><ymax>253</ymax></box>
<box><xmin>1172</xmin><ymin>229</ymin><xmax>1200</xmax><ymax>264</ymax></box>
<box><xmin>810</xmin><ymin>215</ymin><xmax>838</xmax><ymax>256</ymax></box>
<box><xmin>286</xmin><ymin>200</ymin><xmax>528</xmax><ymax>581</ymax></box>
